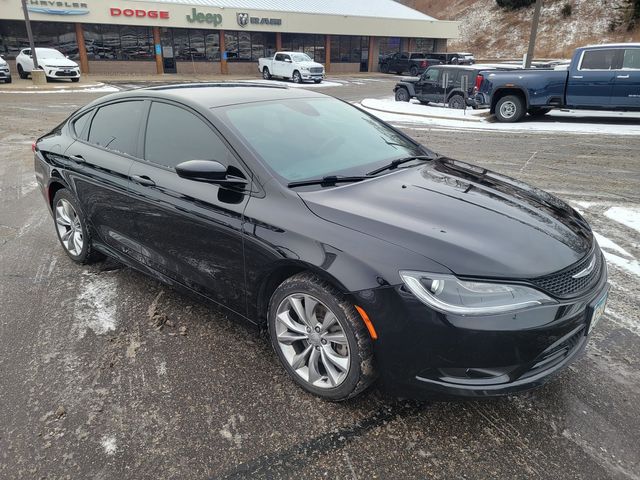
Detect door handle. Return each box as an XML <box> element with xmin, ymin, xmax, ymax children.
<box><xmin>131</xmin><ymin>175</ymin><xmax>156</xmax><ymax>187</ymax></box>
<box><xmin>571</xmin><ymin>75</ymin><xmax>583</xmax><ymax>79</ymax></box>
<box><xmin>617</xmin><ymin>74</ymin><xmax>630</xmax><ymax>79</ymax></box>
<box><xmin>69</xmin><ymin>154</ymin><xmax>85</xmax><ymax>163</ymax></box>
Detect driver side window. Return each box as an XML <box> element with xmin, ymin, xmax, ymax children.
<box><xmin>422</xmin><ymin>68</ymin><xmax>440</xmax><ymax>82</ymax></box>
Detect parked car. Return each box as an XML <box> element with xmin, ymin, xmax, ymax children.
<box><xmin>16</xmin><ymin>48</ymin><xmax>80</xmax><ymax>82</ymax></box>
<box><xmin>476</xmin><ymin>43</ymin><xmax>640</xmax><ymax>122</ymax></box>
<box><xmin>0</xmin><ymin>55</ymin><xmax>11</xmax><ymax>83</ymax></box>
<box><xmin>258</xmin><ymin>52</ymin><xmax>324</xmax><ymax>83</ymax></box>
<box><xmin>34</xmin><ymin>84</ymin><xmax>608</xmax><ymax>401</ymax></box>
<box><xmin>431</xmin><ymin>52</ymin><xmax>476</xmax><ymax>65</ymax></box>
<box><xmin>379</xmin><ymin>52</ymin><xmax>442</xmax><ymax>76</ymax></box>
<box><xmin>394</xmin><ymin>65</ymin><xmax>495</xmax><ymax>109</ymax></box>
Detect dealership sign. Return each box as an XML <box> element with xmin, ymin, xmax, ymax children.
<box><xmin>110</xmin><ymin>7</ymin><xmax>169</xmax><ymax>19</ymax></box>
<box><xmin>186</xmin><ymin>8</ymin><xmax>222</xmax><ymax>26</ymax></box>
<box><xmin>28</xmin><ymin>0</ymin><xmax>89</xmax><ymax>15</ymax></box>
<box><xmin>237</xmin><ymin>12</ymin><xmax>282</xmax><ymax>27</ymax></box>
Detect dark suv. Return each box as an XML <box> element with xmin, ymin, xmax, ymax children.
<box><xmin>430</xmin><ymin>52</ymin><xmax>476</xmax><ymax>65</ymax></box>
<box><xmin>394</xmin><ymin>65</ymin><xmax>495</xmax><ymax>109</ymax></box>
<box><xmin>379</xmin><ymin>52</ymin><xmax>442</xmax><ymax>76</ymax></box>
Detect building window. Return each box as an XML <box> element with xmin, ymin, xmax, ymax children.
<box><xmin>84</xmin><ymin>24</ymin><xmax>153</xmax><ymax>61</ymax></box>
<box><xmin>282</xmin><ymin>33</ymin><xmax>324</xmax><ymax>63</ymax></box>
<box><xmin>224</xmin><ymin>31</ymin><xmax>275</xmax><ymax>61</ymax></box>
<box><xmin>378</xmin><ymin>37</ymin><xmax>401</xmax><ymax>57</ymax></box>
<box><xmin>330</xmin><ymin>36</ymin><xmax>367</xmax><ymax>63</ymax></box>
<box><xmin>0</xmin><ymin>20</ymin><xmax>76</xmax><ymax>59</ymax></box>
<box><xmin>415</xmin><ymin>38</ymin><xmax>436</xmax><ymax>53</ymax></box>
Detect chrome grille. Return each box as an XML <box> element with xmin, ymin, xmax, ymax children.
<box><xmin>310</xmin><ymin>67</ymin><xmax>323</xmax><ymax>74</ymax></box>
<box><xmin>531</xmin><ymin>251</ymin><xmax>602</xmax><ymax>299</ymax></box>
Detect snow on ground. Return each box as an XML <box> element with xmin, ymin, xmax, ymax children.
<box><xmin>0</xmin><ymin>83</ymin><xmax>120</xmax><ymax>94</ymax></box>
<box><xmin>604</xmin><ymin>206</ymin><xmax>640</xmax><ymax>233</ymax></box>
<box><xmin>358</xmin><ymin>98</ymin><xmax>640</xmax><ymax>136</ymax></box>
<box><xmin>237</xmin><ymin>78</ymin><xmax>343</xmax><ymax>89</ymax></box>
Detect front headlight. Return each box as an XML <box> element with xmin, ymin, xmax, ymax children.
<box><xmin>300</xmin><ymin>67</ymin><xmax>309</xmax><ymax>71</ymax></box>
<box><xmin>399</xmin><ymin>271</ymin><xmax>556</xmax><ymax>316</ymax></box>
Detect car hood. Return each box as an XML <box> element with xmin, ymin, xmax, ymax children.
<box><xmin>298</xmin><ymin>158</ymin><xmax>592</xmax><ymax>279</ymax></box>
<box><xmin>296</xmin><ymin>61</ymin><xmax>324</xmax><ymax>69</ymax></box>
<box><xmin>40</xmin><ymin>58</ymin><xmax>78</xmax><ymax>68</ymax></box>
<box><xmin>0</xmin><ymin>58</ymin><xmax>7</xmax><ymax>67</ymax></box>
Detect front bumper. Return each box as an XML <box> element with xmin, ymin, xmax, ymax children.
<box><xmin>349</xmin><ymin>266</ymin><xmax>608</xmax><ymax>399</ymax></box>
<box><xmin>0</xmin><ymin>69</ymin><xmax>10</xmax><ymax>79</ymax></box>
<box><xmin>44</xmin><ymin>67</ymin><xmax>80</xmax><ymax>79</ymax></box>
<box><xmin>300</xmin><ymin>71</ymin><xmax>324</xmax><ymax>81</ymax></box>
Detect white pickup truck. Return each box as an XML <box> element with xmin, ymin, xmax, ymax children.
<box><xmin>258</xmin><ymin>52</ymin><xmax>325</xmax><ymax>84</ymax></box>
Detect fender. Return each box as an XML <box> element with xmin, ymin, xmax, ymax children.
<box><xmin>490</xmin><ymin>85</ymin><xmax>531</xmax><ymax>112</ymax></box>
<box><xmin>395</xmin><ymin>81</ymin><xmax>417</xmax><ymax>97</ymax></box>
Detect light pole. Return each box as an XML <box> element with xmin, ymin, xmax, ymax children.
<box><xmin>21</xmin><ymin>0</ymin><xmax>46</xmax><ymax>83</ymax></box>
<box><xmin>524</xmin><ymin>0</ymin><xmax>543</xmax><ymax>69</ymax></box>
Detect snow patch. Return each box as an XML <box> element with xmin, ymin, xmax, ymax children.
<box><xmin>73</xmin><ymin>272</ymin><xmax>118</xmax><ymax>338</ymax></box>
<box><xmin>101</xmin><ymin>436</ymin><xmax>117</xmax><ymax>455</ymax></box>
<box><xmin>594</xmin><ymin>232</ymin><xmax>632</xmax><ymax>258</ymax></box>
<box><xmin>0</xmin><ymin>83</ymin><xmax>119</xmax><ymax>94</ymax></box>
<box><xmin>604</xmin><ymin>207</ymin><xmax>640</xmax><ymax>234</ymax></box>
<box><xmin>603</xmin><ymin>251</ymin><xmax>640</xmax><ymax>278</ymax></box>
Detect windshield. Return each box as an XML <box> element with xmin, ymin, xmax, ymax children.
<box><xmin>291</xmin><ymin>53</ymin><xmax>312</xmax><ymax>62</ymax></box>
<box><xmin>35</xmin><ymin>48</ymin><xmax>65</xmax><ymax>59</ymax></box>
<box><xmin>218</xmin><ymin>97</ymin><xmax>425</xmax><ymax>182</ymax></box>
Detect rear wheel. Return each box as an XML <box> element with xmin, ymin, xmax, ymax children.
<box><xmin>17</xmin><ymin>64</ymin><xmax>27</xmax><ymax>79</ymax></box>
<box><xmin>268</xmin><ymin>273</ymin><xmax>376</xmax><ymax>401</ymax></box>
<box><xmin>448</xmin><ymin>94</ymin><xmax>466</xmax><ymax>109</ymax></box>
<box><xmin>52</xmin><ymin>189</ymin><xmax>103</xmax><ymax>264</ymax></box>
<box><xmin>262</xmin><ymin>67</ymin><xmax>271</xmax><ymax>80</ymax></box>
<box><xmin>380</xmin><ymin>63</ymin><xmax>390</xmax><ymax>74</ymax></box>
<box><xmin>495</xmin><ymin>95</ymin><xmax>526</xmax><ymax>123</ymax></box>
<box><xmin>409</xmin><ymin>65</ymin><xmax>419</xmax><ymax>76</ymax></box>
<box><xmin>395</xmin><ymin>87</ymin><xmax>410</xmax><ymax>102</ymax></box>
<box><xmin>292</xmin><ymin>70</ymin><xmax>302</xmax><ymax>84</ymax></box>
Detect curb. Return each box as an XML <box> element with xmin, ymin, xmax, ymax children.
<box><xmin>359</xmin><ymin>101</ymin><xmax>490</xmax><ymax>123</ymax></box>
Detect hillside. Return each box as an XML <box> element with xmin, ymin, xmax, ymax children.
<box><xmin>399</xmin><ymin>0</ymin><xmax>640</xmax><ymax>58</ymax></box>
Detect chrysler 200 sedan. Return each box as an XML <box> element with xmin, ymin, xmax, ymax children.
<box><xmin>34</xmin><ymin>84</ymin><xmax>608</xmax><ymax>401</ymax></box>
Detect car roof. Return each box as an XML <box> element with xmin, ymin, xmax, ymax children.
<box><xmin>581</xmin><ymin>42</ymin><xmax>640</xmax><ymax>49</ymax></box>
<box><xmin>92</xmin><ymin>83</ymin><xmax>328</xmax><ymax>109</ymax></box>
<box><xmin>429</xmin><ymin>65</ymin><xmax>491</xmax><ymax>70</ymax></box>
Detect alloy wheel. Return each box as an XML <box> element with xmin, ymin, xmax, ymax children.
<box><xmin>275</xmin><ymin>293</ymin><xmax>350</xmax><ymax>389</ymax></box>
<box><xmin>499</xmin><ymin>100</ymin><xmax>517</xmax><ymax>119</ymax></box>
<box><xmin>55</xmin><ymin>198</ymin><xmax>84</xmax><ymax>256</ymax></box>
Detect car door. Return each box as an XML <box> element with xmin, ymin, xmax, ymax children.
<box><xmin>417</xmin><ymin>67</ymin><xmax>442</xmax><ymax>102</ymax></box>
<box><xmin>612</xmin><ymin>47</ymin><xmax>640</xmax><ymax>108</ymax></box>
<box><xmin>278</xmin><ymin>54</ymin><xmax>293</xmax><ymax>78</ymax></box>
<box><xmin>566</xmin><ymin>48</ymin><xmax>619</xmax><ymax>107</ymax></box>
<box><xmin>127</xmin><ymin>100</ymin><xmax>251</xmax><ymax>315</ymax></box>
<box><xmin>64</xmin><ymin>100</ymin><xmax>145</xmax><ymax>257</ymax></box>
<box><xmin>272</xmin><ymin>53</ymin><xmax>285</xmax><ymax>77</ymax></box>
<box><xmin>21</xmin><ymin>49</ymin><xmax>34</xmax><ymax>72</ymax></box>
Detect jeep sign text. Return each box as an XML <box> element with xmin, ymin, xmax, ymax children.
<box><xmin>186</xmin><ymin>8</ymin><xmax>222</xmax><ymax>26</ymax></box>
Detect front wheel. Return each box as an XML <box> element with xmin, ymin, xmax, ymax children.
<box><xmin>268</xmin><ymin>273</ymin><xmax>376</xmax><ymax>401</ymax></box>
<box><xmin>380</xmin><ymin>63</ymin><xmax>390</xmax><ymax>74</ymax></box>
<box><xmin>292</xmin><ymin>70</ymin><xmax>302</xmax><ymax>84</ymax></box>
<box><xmin>395</xmin><ymin>87</ymin><xmax>410</xmax><ymax>102</ymax></box>
<box><xmin>262</xmin><ymin>67</ymin><xmax>271</xmax><ymax>80</ymax></box>
<box><xmin>314</xmin><ymin>79</ymin><xmax>322</xmax><ymax>84</ymax></box>
<box><xmin>52</xmin><ymin>189</ymin><xmax>103</xmax><ymax>264</ymax></box>
<box><xmin>17</xmin><ymin>64</ymin><xmax>27</xmax><ymax>79</ymax></box>
<box><xmin>495</xmin><ymin>95</ymin><xmax>526</xmax><ymax>123</ymax></box>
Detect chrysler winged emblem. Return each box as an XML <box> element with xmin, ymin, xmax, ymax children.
<box><xmin>237</xmin><ymin>12</ymin><xmax>249</xmax><ymax>27</ymax></box>
<box><xmin>572</xmin><ymin>256</ymin><xmax>596</xmax><ymax>279</ymax></box>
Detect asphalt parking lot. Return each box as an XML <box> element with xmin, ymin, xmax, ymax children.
<box><xmin>1</xmin><ymin>76</ymin><xmax>639</xmax><ymax>479</ymax></box>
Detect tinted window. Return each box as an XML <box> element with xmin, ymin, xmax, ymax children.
<box><xmin>88</xmin><ymin>101</ymin><xmax>144</xmax><ymax>156</ymax></box>
<box><xmin>622</xmin><ymin>48</ymin><xmax>640</xmax><ymax>69</ymax></box>
<box><xmin>410</xmin><ymin>53</ymin><xmax>425</xmax><ymax>59</ymax></box>
<box><xmin>580</xmin><ymin>49</ymin><xmax>619</xmax><ymax>70</ymax></box>
<box><xmin>275</xmin><ymin>53</ymin><xmax>284</xmax><ymax>61</ymax></box>
<box><xmin>423</xmin><ymin>68</ymin><xmax>439</xmax><ymax>82</ymax></box>
<box><xmin>72</xmin><ymin>111</ymin><xmax>91</xmax><ymax>138</ymax></box>
<box><xmin>144</xmin><ymin>102</ymin><xmax>230</xmax><ymax>169</ymax></box>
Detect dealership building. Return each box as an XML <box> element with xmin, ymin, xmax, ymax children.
<box><xmin>0</xmin><ymin>0</ymin><xmax>459</xmax><ymax>75</ymax></box>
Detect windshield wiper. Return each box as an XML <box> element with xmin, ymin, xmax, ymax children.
<box><xmin>367</xmin><ymin>155</ymin><xmax>434</xmax><ymax>176</ymax></box>
<box><xmin>287</xmin><ymin>175</ymin><xmax>370</xmax><ymax>188</ymax></box>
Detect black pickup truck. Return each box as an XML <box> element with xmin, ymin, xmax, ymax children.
<box><xmin>394</xmin><ymin>65</ymin><xmax>494</xmax><ymax>108</ymax></box>
<box><xmin>379</xmin><ymin>52</ymin><xmax>442</xmax><ymax>76</ymax></box>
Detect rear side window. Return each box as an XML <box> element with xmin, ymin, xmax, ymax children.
<box><xmin>72</xmin><ymin>111</ymin><xmax>91</xmax><ymax>139</ymax></box>
<box><xmin>580</xmin><ymin>49</ymin><xmax>620</xmax><ymax>70</ymax></box>
<box><xmin>88</xmin><ymin>101</ymin><xmax>145</xmax><ymax>157</ymax></box>
<box><xmin>144</xmin><ymin>102</ymin><xmax>231</xmax><ymax>169</ymax></box>
<box><xmin>410</xmin><ymin>53</ymin><xmax>425</xmax><ymax>59</ymax></box>
<box><xmin>622</xmin><ymin>48</ymin><xmax>640</xmax><ymax>70</ymax></box>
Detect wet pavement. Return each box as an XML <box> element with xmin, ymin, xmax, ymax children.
<box><xmin>0</xmin><ymin>76</ymin><xmax>639</xmax><ymax>479</ymax></box>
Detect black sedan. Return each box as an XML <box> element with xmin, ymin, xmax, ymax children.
<box><xmin>34</xmin><ymin>84</ymin><xmax>608</xmax><ymax>401</ymax></box>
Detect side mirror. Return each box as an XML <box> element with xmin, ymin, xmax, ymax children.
<box><xmin>285</xmin><ymin>58</ymin><xmax>292</xmax><ymax>63</ymax></box>
<box><xmin>175</xmin><ymin>160</ymin><xmax>247</xmax><ymax>186</ymax></box>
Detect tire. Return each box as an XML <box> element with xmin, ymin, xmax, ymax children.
<box><xmin>495</xmin><ymin>94</ymin><xmax>526</xmax><ymax>123</ymax></box>
<box><xmin>268</xmin><ymin>273</ymin><xmax>376</xmax><ymax>401</ymax></box>
<box><xmin>314</xmin><ymin>79</ymin><xmax>322</xmax><ymax>84</ymax></box>
<box><xmin>71</xmin><ymin>77</ymin><xmax>80</xmax><ymax>83</ymax></box>
<box><xmin>5</xmin><ymin>77</ymin><xmax>11</xmax><ymax>84</ymax></box>
<box><xmin>395</xmin><ymin>87</ymin><xmax>410</xmax><ymax>102</ymax></box>
<box><xmin>17</xmin><ymin>64</ymin><xmax>27</xmax><ymax>80</ymax></box>
<box><xmin>528</xmin><ymin>107</ymin><xmax>551</xmax><ymax>117</ymax></box>
<box><xmin>292</xmin><ymin>70</ymin><xmax>302</xmax><ymax>84</ymax></box>
<box><xmin>419</xmin><ymin>100</ymin><xmax>429</xmax><ymax>105</ymax></box>
<box><xmin>262</xmin><ymin>67</ymin><xmax>271</xmax><ymax>80</ymax></box>
<box><xmin>52</xmin><ymin>189</ymin><xmax>103</xmax><ymax>264</ymax></box>
<box><xmin>409</xmin><ymin>66</ymin><xmax>419</xmax><ymax>76</ymax></box>
<box><xmin>448</xmin><ymin>94</ymin><xmax>466</xmax><ymax>109</ymax></box>
<box><xmin>380</xmin><ymin>63</ymin><xmax>390</xmax><ymax>74</ymax></box>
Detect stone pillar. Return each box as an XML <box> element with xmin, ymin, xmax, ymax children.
<box><xmin>219</xmin><ymin>30</ymin><xmax>228</xmax><ymax>74</ymax></box>
<box><xmin>153</xmin><ymin>27</ymin><xmax>163</xmax><ymax>74</ymax></box>
<box><xmin>324</xmin><ymin>34</ymin><xmax>331</xmax><ymax>73</ymax></box>
<box><xmin>368</xmin><ymin>37</ymin><xmax>379</xmax><ymax>73</ymax></box>
<box><xmin>75</xmin><ymin>23</ymin><xmax>89</xmax><ymax>74</ymax></box>
<box><xmin>276</xmin><ymin>32</ymin><xmax>282</xmax><ymax>51</ymax></box>
<box><xmin>435</xmin><ymin>38</ymin><xmax>448</xmax><ymax>52</ymax></box>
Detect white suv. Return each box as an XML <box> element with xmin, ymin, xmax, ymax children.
<box><xmin>0</xmin><ymin>55</ymin><xmax>11</xmax><ymax>83</ymax></box>
<box><xmin>16</xmin><ymin>48</ymin><xmax>80</xmax><ymax>82</ymax></box>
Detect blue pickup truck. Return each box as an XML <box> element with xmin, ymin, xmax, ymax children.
<box><xmin>476</xmin><ymin>43</ymin><xmax>640</xmax><ymax>122</ymax></box>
